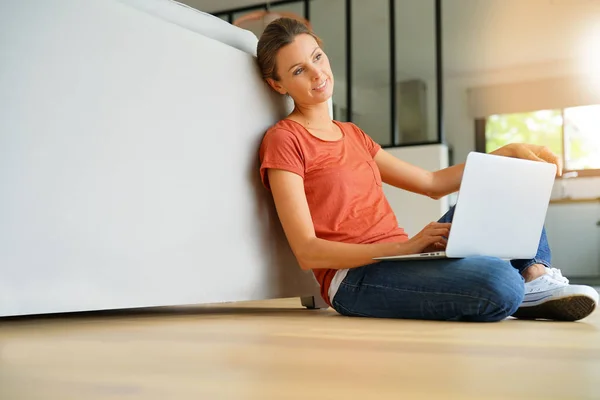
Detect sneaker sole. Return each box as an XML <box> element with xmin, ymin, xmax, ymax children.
<box><xmin>512</xmin><ymin>295</ymin><xmax>597</xmax><ymax>321</ymax></box>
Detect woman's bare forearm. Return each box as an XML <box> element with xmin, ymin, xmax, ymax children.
<box><xmin>430</xmin><ymin>163</ymin><xmax>465</xmax><ymax>198</ymax></box>
<box><xmin>296</xmin><ymin>237</ymin><xmax>410</xmax><ymax>271</ymax></box>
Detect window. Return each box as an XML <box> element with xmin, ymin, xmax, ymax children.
<box><xmin>478</xmin><ymin>104</ymin><xmax>600</xmax><ymax>176</ymax></box>
<box><xmin>563</xmin><ymin>105</ymin><xmax>600</xmax><ymax>171</ymax></box>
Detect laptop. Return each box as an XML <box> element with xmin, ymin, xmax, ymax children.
<box><xmin>374</xmin><ymin>151</ymin><xmax>557</xmax><ymax>261</ymax></box>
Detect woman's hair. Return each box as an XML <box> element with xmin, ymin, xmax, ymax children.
<box><xmin>257</xmin><ymin>17</ymin><xmax>323</xmax><ymax>81</ymax></box>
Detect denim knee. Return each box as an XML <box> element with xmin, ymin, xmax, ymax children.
<box><xmin>469</xmin><ymin>257</ymin><xmax>524</xmax><ymax>322</ymax></box>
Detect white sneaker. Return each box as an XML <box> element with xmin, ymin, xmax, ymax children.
<box><xmin>512</xmin><ymin>268</ymin><xmax>599</xmax><ymax>321</ymax></box>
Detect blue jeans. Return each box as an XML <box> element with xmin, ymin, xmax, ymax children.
<box><xmin>331</xmin><ymin>206</ymin><xmax>553</xmax><ymax>322</ymax></box>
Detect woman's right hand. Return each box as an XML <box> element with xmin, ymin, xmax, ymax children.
<box><xmin>403</xmin><ymin>222</ymin><xmax>451</xmax><ymax>254</ymax></box>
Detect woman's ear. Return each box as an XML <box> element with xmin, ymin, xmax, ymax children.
<box><xmin>266</xmin><ymin>78</ymin><xmax>286</xmax><ymax>95</ymax></box>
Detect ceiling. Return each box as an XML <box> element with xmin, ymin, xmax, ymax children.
<box><xmin>442</xmin><ymin>0</ymin><xmax>600</xmax><ymax>76</ymax></box>
<box><xmin>190</xmin><ymin>0</ymin><xmax>262</xmax><ymax>13</ymax></box>
<box><xmin>188</xmin><ymin>0</ymin><xmax>600</xmax><ymax>86</ymax></box>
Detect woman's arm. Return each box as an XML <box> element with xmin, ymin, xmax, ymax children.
<box><xmin>373</xmin><ymin>150</ymin><xmax>464</xmax><ymax>199</ymax></box>
<box><xmin>372</xmin><ymin>149</ymin><xmax>439</xmax><ymax>198</ymax></box>
<box><xmin>374</xmin><ymin>143</ymin><xmax>563</xmax><ymax>199</ymax></box>
<box><xmin>267</xmin><ymin>168</ymin><xmax>449</xmax><ymax>270</ymax></box>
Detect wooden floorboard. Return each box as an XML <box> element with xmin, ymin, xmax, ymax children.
<box><xmin>1</xmin><ymin>295</ymin><xmax>599</xmax><ymax>400</ymax></box>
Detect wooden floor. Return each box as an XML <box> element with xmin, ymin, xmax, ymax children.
<box><xmin>1</xmin><ymin>295</ymin><xmax>599</xmax><ymax>400</ymax></box>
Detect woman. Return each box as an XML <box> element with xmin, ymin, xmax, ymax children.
<box><xmin>257</xmin><ymin>18</ymin><xmax>598</xmax><ymax>322</ymax></box>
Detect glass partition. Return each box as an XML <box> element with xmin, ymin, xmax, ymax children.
<box><xmin>351</xmin><ymin>0</ymin><xmax>391</xmax><ymax>146</ymax></box>
<box><xmin>310</xmin><ymin>0</ymin><xmax>347</xmax><ymax>121</ymax></box>
<box><xmin>208</xmin><ymin>0</ymin><xmax>442</xmax><ymax>147</ymax></box>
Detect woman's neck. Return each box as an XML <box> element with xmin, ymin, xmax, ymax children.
<box><xmin>291</xmin><ymin>102</ymin><xmax>331</xmax><ymax>130</ymax></box>
<box><xmin>289</xmin><ymin>101</ymin><xmax>342</xmax><ymax>141</ymax></box>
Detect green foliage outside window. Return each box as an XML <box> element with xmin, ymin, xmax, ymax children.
<box><xmin>485</xmin><ymin>106</ymin><xmax>600</xmax><ymax>171</ymax></box>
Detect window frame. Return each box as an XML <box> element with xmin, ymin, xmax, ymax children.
<box><xmin>474</xmin><ymin>116</ymin><xmax>600</xmax><ymax>179</ymax></box>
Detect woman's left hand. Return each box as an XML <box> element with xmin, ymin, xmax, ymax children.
<box><xmin>491</xmin><ymin>143</ymin><xmax>563</xmax><ymax>177</ymax></box>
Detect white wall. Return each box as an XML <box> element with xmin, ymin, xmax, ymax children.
<box><xmin>0</xmin><ymin>0</ymin><xmax>320</xmax><ymax>317</ymax></box>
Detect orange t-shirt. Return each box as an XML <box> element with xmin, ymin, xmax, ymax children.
<box><xmin>259</xmin><ymin>119</ymin><xmax>408</xmax><ymax>306</ymax></box>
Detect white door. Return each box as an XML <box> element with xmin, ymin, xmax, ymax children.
<box><xmin>545</xmin><ymin>202</ymin><xmax>600</xmax><ymax>277</ymax></box>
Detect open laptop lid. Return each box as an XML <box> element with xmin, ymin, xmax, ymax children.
<box><xmin>445</xmin><ymin>152</ymin><xmax>556</xmax><ymax>259</ymax></box>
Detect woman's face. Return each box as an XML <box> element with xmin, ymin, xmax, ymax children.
<box><xmin>268</xmin><ymin>34</ymin><xmax>334</xmax><ymax>107</ymax></box>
